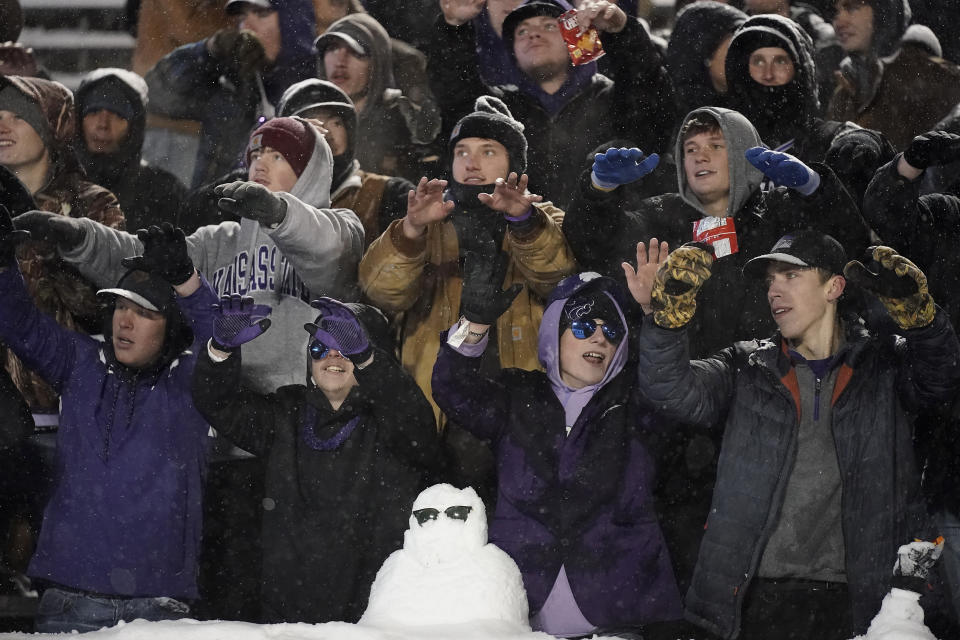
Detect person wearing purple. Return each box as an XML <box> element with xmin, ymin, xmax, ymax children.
<box><xmin>431</xmin><ymin>265</ymin><xmax>684</xmax><ymax>638</ymax></box>
<box><xmin>190</xmin><ymin>294</ymin><xmax>439</xmax><ymax>623</ymax></box>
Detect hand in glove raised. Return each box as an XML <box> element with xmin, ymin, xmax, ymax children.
<box><xmin>460</xmin><ymin>236</ymin><xmax>523</xmax><ymax>326</ymax></box>
<box><xmin>12</xmin><ymin>210</ymin><xmax>85</xmax><ymax>250</ymax></box>
<box><xmin>745</xmin><ymin>147</ymin><xmax>820</xmax><ymax>195</ymax></box>
<box><xmin>0</xmin><ymin>205</ymin><xmax>29</xmax><ymax>265</ymax></box>
<box><xmin>304</xmin><ymin>297</ymin><xmax>372</xmax><ymax>366</ymax></box>
<box><xmin>120</xmin><ymin>223</ymin><xmax>194</xmax><ymax>285</ymax></box>
<box><xmin>825</xmin><ymin>130</ymin><xmax>886</xmax><ymax>175</ymax></box>
<box><xmin>211</xmin><ymin>294</ymin><xmax>272</xmax><ymax>353</ymax></box>
<box><xmin>591</xmin><ymin>147</ymin><xmax>660</xmax><ymax>191</ymax></box>
<box><xmin>903</xmin><ymin>130</ymin><xmax>960</xmax><ymax>170</ymax></box>
<box><xmin>206</xmin><ymin>29</ymin><xmax>267</xmax><ymax>76</ymax></box>
<box><xmin>651</xmin><ymin>242</ymin><xmax>714</xmax><ymax>329</ymax></box>
<box><xmin>843</xmin><ymin>246</ymin><xmax>935</xmax><ymax>330</ymax></box>
<box><xmin>215</xmin><ymin>181</ymin><xmax>287</xmax><ymax>227</ymax></box>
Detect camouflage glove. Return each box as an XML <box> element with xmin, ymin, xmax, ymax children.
<box><xmin>892</xmin><ymin>537</ymin><xmax>944</xmax><ymax>593</ymax></box>
<box><xmin>843</xmin><ymin>246</ymin><xmax>935</xmax><ymax>330</ymax></box>
<box><xmin>651</xmin><ymin>243</ymin><xmax>714</xmax><ymax>329</ymax></box>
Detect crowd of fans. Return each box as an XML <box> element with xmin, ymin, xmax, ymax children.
<box><xmin>2</xmin><ymin>0</ymin><xmax>960</xmax><ymax>638</ymax></box>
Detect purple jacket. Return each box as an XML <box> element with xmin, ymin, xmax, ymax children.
<box><xmin>431</xmin><ymin>289</ymin><xmax>682</xmax><ymax>629</ymax></box>
<box><xmin>0</xmin><ymin>264</ymin><xmax>216</xmax><ymax>599</ymax></box>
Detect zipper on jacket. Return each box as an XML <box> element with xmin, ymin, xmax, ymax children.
<box><xmin>814</xmin><ymin>377</ymin><xmax>822</xmax><ymax>421</ymax></box>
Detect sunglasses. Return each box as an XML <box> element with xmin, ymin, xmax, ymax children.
<box><xmin>412</xmin><ymin>505</ymin><xmax>473</xmax><ymax>526</ymax></box>
<box><xmin>309</xmin><ymin>339</ymin><xmax>330</xmax><ymax>360</ymax></box>
<box><xmin>569</xmin><ymin>319</ymin><xmax>621</xmax><ymax>343</ymax></box>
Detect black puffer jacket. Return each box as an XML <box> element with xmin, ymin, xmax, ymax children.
<box><xmin>636</xmin><ymin>310</ymin><xmax>960</xmax><ymax>639</ymax></box>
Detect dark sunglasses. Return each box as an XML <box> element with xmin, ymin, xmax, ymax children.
<box><xmin>570</xmin><ymin>319</ymin><xmax>621</xmax><ymax>343</ymax></box>
<box><xmin>413</xmin><ymin>505</ymin><xmax>473</xmax><ymax>526</ymax></box>
<box><xmin>309</xmin><ymin>339</ymin><xmax>330</xmax><ymax>360</ymax></box>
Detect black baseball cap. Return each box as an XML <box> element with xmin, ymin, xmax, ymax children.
<box><xmin>225</xmin><ymin>0</ymin><xmax>272</xmax><ymax>16</ymax></box>
<box><xmin>743</xmin><ymin>231</ymin><xmax>847</xmax><ymax>279</ymax></box>
<box><xmin>98</xmin><ymin>269</ymin><xmax>177</xmax><ymax>315</ymax></box>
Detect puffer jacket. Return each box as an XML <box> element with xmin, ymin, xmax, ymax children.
<box><xmin>636</xmin><ymin>311</ymin><xmax>960</xmax><ymax>638</ymax></box>
<box><xmin>359</xmin><ymin>203</ymin><xmax>576</xmax><ymax>424</ymax></box>
<box><xmin>0</xmin><ymin>75</ymin><xmax>125</xmax><ymax>411</ymax></box>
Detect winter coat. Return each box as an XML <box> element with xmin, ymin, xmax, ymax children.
<box><xmin>330</xmin><ymin>162</ymin><xmax>412</xmax><ymax>248</ymax></box>
<box><xmin>0</xmin><ymin>261</ymin><xmax>218</xmax><ymax>600</ymax></box>
<box><xmin>0</xmin><ymin>75</ymin><xmax>125</xmax><ymax>412</ymax></box>
<box><xmin>0</xmin><ymin>366</ymin><xmax>31</xmax><ymax>452</ymax></box>
<box><xmin>636</xmin><ymin>310</ymin><xmax>960</xmax><ymax>638</ymax></box>
<box><xmin>145</xmin><ymin>0</ymin><xmax>318</xmax><ymax>187</ymax></box>
<box><xmin>60</xmin><ymin>131</ymin><xmax>365</xmax><ymax>393</ymax></box>
<box><xmin>74</xmin><ymin>68</ymin><xmax>186</xmax><ymax>232</ymax></box>
<box><xmin>563</xmin><ymin>107</ymin><xmax>872</xmax><ymax>359</ymax></box>
<box><xmin>359</xmin><ymin>203</ymin><xmax>577</xmax><ymax>423</ymax></box>
<box><xmin>317</xmin><ymin>14</ymin><xmax>441</xmax><ymax>182</ymax></box>
<box><xmin>790</xmin><ymin>2</ymin><xmax>845</xmax><ymax>108</ymax></box>
<box><xmin>191</xmin><ymin>346</ymin><xmax>439</xmax><ymax>623</ymax></box>
<box><xmin>427</xmin><ymin>15</ymin><xmax>676</xmax><ymax>210</ymax></box>
<box><xmin>431</xmin><ymin>284</ymin><xmax>683</xmax><ymax>629</ymax></box>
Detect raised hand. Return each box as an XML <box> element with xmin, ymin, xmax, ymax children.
<box><xmin>215</xmin><ymin>181</ymin><xmax>287</xmax><ymax>226</ymax></box>
<box><xmin>460</xmin><ymin>236</ymin><xmax>523</xmax><ymax>325</ymax></box>
<box><xmin>120</xmin><ymin>223</ymin><xmax>194</xmax><ymax>285</ymax></box>
<box><xmin>402</xmin><ymin>177</ymin><xmax>455</xmax><ymax>239</ymax></box>
<box><xmin>745</xmin><ymin>147</ymin><xmax>820</xmax><ymax>195</ymax></box>
<box><xmin>903</xmin><ymin>130</ymin><xmax>960</xmax><ymax>170</ymax></box>
<box><xmin>12</xmin><ymin>210</ymin><xmax>85</xmax><ymax>249</ymax></box>
<box><xmin>843</xmin><ymin>246</ymin><xmax>934</xmax><ymax>330</ymax></box>
<box><xmin>439</xmin><ymin>0</ymin><xmax>485</xmax><ymax>26</ymax></box>
<box><xmin>304</xmin><ymin>297</ymin><xmax>372</xmax><ymax>365</ymax></box>
<box><xmin>211</xmin><ymin>294</ymin><xmax>272</xmax><ymax>352</ymax></box>
<box><xmin>477</xmin><ymin>172</ymin><xmax>543</xmax><ymax>218</ymax></box>
<box><xmin>651</xmin><ymin>242</ymin><xmax>714</xmax><ymax>329</ymax></box>
<box><xmin>206</xmin><ymin>29</ymin><xmax>267</xmax><ymax>76</ymax></box>
<box><xmin>592</xmin><ymin>147</ymin><xmax>660</xmax><ymax>190</ymax></box>
<box><xmin>576</xmin><ymin>0</ymin><xmax>628</xmax><ymax>33</ymax></box>
<box><xmin>622</xmin><ymin>238</ymin><xmax>669</xmax><ymax>314</ymax></box>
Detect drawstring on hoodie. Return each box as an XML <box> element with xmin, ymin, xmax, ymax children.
<box><xmin>101</xmin><ymin>370</ymin><xmax>139</xmax><ymax>462</ymax></box>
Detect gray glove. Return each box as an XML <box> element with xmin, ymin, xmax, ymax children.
<box><xmin>13</xmin><ymin>210</ymin><xmax>85</xmax><ymax>250</ymax></box>
<box><xmin>206</xmin><ymin>29</ymin><xmax>266</xmax><ymax>76</ymax></box>
<box><xmin>214</xmin><ymin>181</ymin><xmax>287</xmax><ymax>226</ymax></box>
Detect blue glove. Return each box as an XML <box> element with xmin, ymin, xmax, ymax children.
<box><xmin>745</xmin><ymin>147</ymin><xmax>820</xmax><ymax>195</ymax></box>
<box><xmin>591</xmin><ymin>147</ymin><xmax>660</xmax><ymax>191</ymax></box>
<box><xmin>211</xmin><ymin>294</ymin><xmax>272</xmax><ymax>352</ymax></box>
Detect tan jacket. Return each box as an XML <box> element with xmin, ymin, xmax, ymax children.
<box><xmin>359</xmin><ymin>204</ymin><xmax>576</xmax><ymax>425</ymax></box>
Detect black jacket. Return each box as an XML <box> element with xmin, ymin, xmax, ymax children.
<box><xmin>636</xmin><ymin>310</ymin><xmax>960</xmax><ymax>638</ymax></box>
<box><xmin>192</xmin><ymin>347</ymin><xmax>439</xmax><ymax>623</ymax></box>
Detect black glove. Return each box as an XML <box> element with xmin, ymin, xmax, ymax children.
<box><xmin>206</xmin><ymin>29</ymin><xmax>266</xmax><ymax>76</ymax></box>
<box><xmin>902</xmin><ymin>130</ymin><xmax>960</xmax><ymax>170</ymax></box>
<box><xmin>0</xmin><ymin>205</ymin><xmax>30</xmax><ymax>265</ymax></box>
<box><xmin>214</xmin><ymin>181</ymin><xmax>287</xmax><ymax>226</ymax></box>
<box><xmin>12</xmin><ymin>210</ymin><xmax>85</xmax><ymax>250</ymax></box>
<box><xmin>825</xmin><ymin>129</ymin><xmax>885</xmax><ymax>174</ymax></box>
<box><xmin>460</xmin><ymin>237</ymin><xmax>523</xmax><ymax>325</ymax></box>
<box><xmin>843</xmin><ymin>246</ymin><xmax>935</xmax><ymax>330</ymax></box>
<box><xmin>120</xmin><ymin>223</ymin><xmax>195</xmax><ymax>285</ymax></box>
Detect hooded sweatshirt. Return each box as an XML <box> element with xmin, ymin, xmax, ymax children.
<box><xmin>74</xmin><ymin>68</ymin><xmax>186</xmax><ymax>232</ymax></box>
<box><xmin>0</xmin><ymin>75</ymin><xmax>125</xmax><ymax>411</ymax></box>
<box><xmin>61</xmin><ymin>126</ymin><xmax>365</xmax><ymax>393</ymax></box>
<box><xmin>145</xmin><ymin>0</ymin><xmax>317</xmax><ymax>187</ymax></box>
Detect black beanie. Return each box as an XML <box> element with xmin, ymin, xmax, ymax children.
<box><xmin>560</xmin><ymin>290</ymin><xmax>622</xmax><ymax>336</ymax></box>
<box><xmin>449</xmin><ymin>96</ymin><xmax>528</xmax><ymax>175</ymax></box>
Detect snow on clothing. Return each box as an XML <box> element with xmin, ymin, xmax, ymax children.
<box><xmin>724</xmin><ymin>14</ymin><xmax>894</xmax><ymax>206</ymax></box>
<box><xmin>563</xmin><ymin>107</ymin><xmax>872</xmax><ymax>359</ymax></box>
<box><xmin>0</xmin><ymin>75</ymin><xmax>126</xmax><ymax>412</ymax></box>
<box><xmin>636</xmin><ymin>309</ymin><xmax>960</xmax><ymax>639</ymax></box>
<box><xmin>0</xmin><ymin>262</ymin><xmax>218</xmax><ymax>600</ymax></box>
<box><xmin>74</xmin><ymin>68</ymin><xmax>186</xmax><ymax>232</ymax></box>
<box><xmin>426</xmin><ymin>13</ymin><xmax>676</xmax><ymax>211</ymax></box>
<box><xmin>191</xmin><ymin>346</ymin><xmax>439</xmax><ymax>623</ymax></box>
<box><xmin>358</xmin><ymin>203</ymin><xmax>577</xmax><ymax>424</ymax></box>
<box><xmin>317</xmin><ymin>14</ymin><xmax>441</xmax><ymax>183</ymax></box>
<box><xmin>60</xmin><ymin>131</ymin><xmax>364</xmax><ymax>394</ymax></box>
<box><xmin>431</xmin><ymin>283</ymin><xmax>683</xmax><ymax>631</ymax></box>
<box><xmin>145</xmin><ymin>0</ymin><xmax>317</xmax><ymax>187</ymax></box>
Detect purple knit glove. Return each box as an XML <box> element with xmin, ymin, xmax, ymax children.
<box><xmin>303</xmin><ymin>297</ymin><xmax>371</xmax><ymax>365</ymax></box>
<box><xmin>211</xmin><ymin>294</ymin><xmax>272</xmax><ymax>352</ymax></box>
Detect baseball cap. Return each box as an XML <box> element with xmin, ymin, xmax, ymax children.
<box><xmin>743</xmin><ymin>231</ymin><xmax>847</xmax><ymax>279</ymax></box>
<box><xmin>315</xmin><ymin>25</ymin><xmax>368</xmax><ymax>57</ymax></box>
<box><xmin>97</xmin><ymin>269</ymin><xmax>177</xmax><ymax>314</ymax></box>
<box><xmin>225</xmin><ymin>0</ymin><xmax>272</xmax><ymax>15</ymax></box>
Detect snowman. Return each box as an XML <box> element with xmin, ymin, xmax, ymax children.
<box><xmin>359</xmin><ymin>484</ymin><xmax>530</xmax><ymax>631</ymax></box>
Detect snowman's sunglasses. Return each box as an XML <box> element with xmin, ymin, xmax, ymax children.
<box><xmin>413</xmin><ymin>505</ymin><xmax>473</xmax><ymax>526</ymax></box>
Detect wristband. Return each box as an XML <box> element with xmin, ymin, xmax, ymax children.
<box><xmin>468</xmin><ymin>328</ymin><xmax>489</xmax><ymax>338</ymax></box>
<box><xmin>590</xmin><ymin>170</ymin><xmax>620</xmax><ymax>192</ymax></box>
<box><xmin>504</xmin><ymin>206</ymin><xmax>534</xmax><ymax>223</ymax></box>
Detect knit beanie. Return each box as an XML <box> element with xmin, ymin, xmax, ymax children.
<box><xmin>246</xmin><ymin>116</ymin><xmax>316</xmax><ymax>177</ymax></box>
<box><xmin>0</xmin><ymin>84</ymin><xmax>49</xmax><ymax>146</ymax></box>
<box><xmin>449</xmin><ymin>96</ymin><xmax>527</xmax><ymax>174</ymax></box>
<box><xmin>81</xmin><ymin>77</ymin><xmax>135</xmax><ymax>121</ymax></box>
<box><xmin>559</xmin><ymin>289</ymin><xmax>623</xmax><ymax>337</ymax></box>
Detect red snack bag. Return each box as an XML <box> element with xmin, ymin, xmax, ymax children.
<box><xmin>558</xmin><ymin>9</ymin><xmax>605</xmax><ymax>66</ymax></box>
<box><xmin>692</xmin><ymin>217</ymin><xmax>739</xmax><ymax>258</ymax></box>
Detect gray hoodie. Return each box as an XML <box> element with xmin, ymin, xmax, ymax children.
<box><xmin>674</xmin><ymin>106</ymin><xmax>764</xmax><ymax>219</ymax></box>
<box><xmin>61</xmin><ymin>127</ymin><xmax>364</xmax><ymax>393</ymax></box>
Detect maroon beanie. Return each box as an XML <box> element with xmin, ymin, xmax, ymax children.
<box><xmin>246</xmin><ymin>117</ymin><xmax>316</xmax><ymax>177</ymax></box>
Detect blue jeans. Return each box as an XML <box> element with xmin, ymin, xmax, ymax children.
<box><xmin>941</xmin><ymin>510</ymin><xmax>960</xmax><ymax>624</ymax></box>
<box><xmin>35</xmin><ymin>587</ymin><xmax>190</xmax><ymax>634</ymax></box>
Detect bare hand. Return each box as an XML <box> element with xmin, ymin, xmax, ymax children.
<box><xmin>477</xmin><ymin>172</ymin><xmax>544</xmax><ymax>217</ymax></box>
<box><xmin>576</xmin><ymin>0</ymin><xmax>627</xmax><ymax>33</ymax></box>
<box><xmin>0</xmin><ymin>42</ymin><xmax>39</xmax><ymax>77</ymax></box>
<box><xmin>622</xmin><ymin>238</ymin><xmax>669</xmax><ymax>314</ymax></box>
<box><xmin>440</xmin><ymin>0</ymin><xmax>485</xmax><ymax>26</ymax></box>
<box><xmin>301</xmin><ymin>117</ymin><xmax>330</xmax><ymax>139</ymax></box>
<box><xmin>403</xmin><ymin>177</ymin><xmax>455</xmax><ymax>239</ymax></box>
